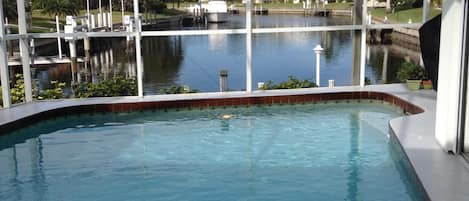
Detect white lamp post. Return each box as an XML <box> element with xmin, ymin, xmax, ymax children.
<box><xmin>313</xmin><ymin>44</ymin><xmax>324</xmax><ymax>87</ymax></box>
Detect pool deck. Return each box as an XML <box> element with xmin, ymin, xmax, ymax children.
<box><xmin>0</xmin><ymin>84</ymin><xmax>468</xmax><ymax>201</ymax></box>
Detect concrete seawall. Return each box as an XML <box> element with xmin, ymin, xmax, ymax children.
<box><xmin>247</xmin><ymin>8</ymin><xmax>421</xmax><ymax>51</ymax></box>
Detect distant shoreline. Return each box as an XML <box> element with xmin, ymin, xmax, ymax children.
<box><xmin>236</xmin><ymin>7</ymin><xmax>420</xmax><ymax>50</ymax></box>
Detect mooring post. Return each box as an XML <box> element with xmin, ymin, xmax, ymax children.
<box><xmin>328</xmin><ymin>80</ymin><xmax>335</xmax><ymax>88</ymax></box>
<box><xmin>219</xmin><ymin>69</ymin><xmax>228</xmax><ymax>92</ymax></box>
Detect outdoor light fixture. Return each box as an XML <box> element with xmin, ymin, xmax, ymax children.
<box><xmin>313</xmin><ymin>44</ymin><xmax>324</xmax><ymax>87</ymax></box>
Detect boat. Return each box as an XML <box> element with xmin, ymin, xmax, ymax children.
<box><xmin>204</xmin><ymin>0</ymin><xmax>228</xmax><ymax>23</ymax></box>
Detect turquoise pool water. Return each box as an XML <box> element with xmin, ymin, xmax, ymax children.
<box><xmin>0</xmin><ymin>102</ymin><xmax>424</xmax><ymax>201</ymax></box>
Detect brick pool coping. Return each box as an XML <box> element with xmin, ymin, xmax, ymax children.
<box><xmin>0</xmin><ymin>84</ymin><xmax>468</xmax><ymax>201</ymax></box>
<box><xmin>0</xmin><ymin>89</ymin><xmax>423</xmax><ymax>135</ymax></box>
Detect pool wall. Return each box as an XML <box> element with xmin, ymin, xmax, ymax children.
<box><xmin>0</xmin><ymin>91</ymin><xmax>423</xmax><ymax>136</ymax></box>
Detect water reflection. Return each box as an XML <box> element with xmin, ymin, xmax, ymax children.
<box><xmin>346</xmin><ymin>113</ymin><xmax>361</xmax><ymax>201</ymax></box>
<box><xmin>16</xmin><ymin>15</ymin><xmax>422</xmax><ymax>95</ymax></box>
<box><xmin>142</xmin><ymin>36</ymin><xmax>184</xmax><ymax>92</ymax></box>
<box><xmin>366</xmin><ymin>44</ymin><xmax>421</xmax><ymax>84</ymax></box>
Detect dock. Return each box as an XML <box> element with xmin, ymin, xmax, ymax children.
<box><xmin>313</xmin><ymin>9</ymin><xmax>331</xmax><ymax>17</ymax></box>
<box><xmin>8</xmin><ymin>56</ymin><xmax>84</xmax><ymax>66</ymax></box>
<box><xmin>253</xmin><ymin>7</ymin><xmax>268</xmax><ymax>15</ymax></box>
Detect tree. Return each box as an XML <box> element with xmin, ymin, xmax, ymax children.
<box><xmin>2</xmin><ymin>0</ymin><xmax>17</xmax><ymax>20</ymax></box>
<box><xmin>140</xmin><ymin>0</ymin><xmax>167</xmax><ymax>14</ymax></box>
<box><xmin>33</xmin><ymin>0</ymin><xmax>80</xmax><ymax>17</ymax></box>
<box><xmin>390</xmin><ymin>0</ymin><xmax>416</xmax><ymax>13</ymax></box>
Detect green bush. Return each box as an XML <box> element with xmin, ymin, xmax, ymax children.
<box><xmin>0</xmin><ymin>74</ymin><xmax>66</xmax><ymax>107</ymax></box>
<box><xmin>74</xmin><ymin>76</ymin><xmax>137</xmax><ymax>98</ymax></box>
<box><xmin>391</xmin><ymin>0</ymin><xmax>416</xmax><ymax>12</ymax></box>
<box><xmin>143</xmin><ymin>0</ymin><xmax>167</xmax><ymax>13</ymax></box>
<box><xmin>162</xmin><ymin>8</ymin><xmax>184</xmax><ymax>15</ymax></box>
<box><xmin>10</xmin><ymin>74</ymin><xmax>26</xmax><ymax>104</ymax></box>
<box><xmin>160</xmin><ymin>85</ymin><xmax>199</xmax><ymax>94</ymax></box>
<box><xmin>260</xmin><ymin>76</ymin><xmax>318</xmax><ymax>90</ymax></box>
<box><xmin>396</xmin><ymin>62</ymin><xmax>428</xmax><ymax>81</ymax></box>
<box><xmin>37</xmin><ymin>81</ymin><xmax>66</xmax><ymax>100</ymax></box>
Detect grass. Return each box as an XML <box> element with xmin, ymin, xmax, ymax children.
<box><xmin>230</xmin><ymin>2</ymin><xmax>353</xmax><ymax>10</ymax></box>
<box><xmin>28</xmin><ymin>9</ymin><xmax>185</xmax><ymax>33</ymax></box>
<box><xmin>166</xmin><ymin>2</ymin><xmax>193</xmax><ymax>8</ymax></box>
<box><xmin>370</xmin><ymin>7</ymin><xmax>441</xmax><ymax>23</ymax></box>
<box><xmin>325</xmin><ymin>2</ymin><xmax>354</xmax><ymax>10</ymax></box>
<box><xmin>251</xmin><ymin>3</ymin><xmax>303</xmax><ymax>9</ymax></box>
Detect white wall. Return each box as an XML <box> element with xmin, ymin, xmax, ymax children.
<box><xmin>435</xmin><ymin>0</ymin><xmax>466</xmax><ymax>152</ymax></box>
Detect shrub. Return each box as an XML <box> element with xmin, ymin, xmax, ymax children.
<box><xmin>74</xmin><ymin>76</ymin><xmax>137</xmax><ymax>98</ymax></box>
<box><xmin>0</xmin><ymin>74</ymin><xmax>66</xmax><ymax>107</ymax></box>
<box><xmin>160</xmin><ymin>85</ymin><xmax>199</xmax><ymax>94</ymax></box>
<box><xmin>396</xmin><ymin>62</ymin><xmax>428</xmax><ymax>81</ymax></box>
<box><xmin>37</xmin><ymin>81</ymin><xmax>66</xmax><ymax>100</ymax></box>
<box><xmin>260</xmin><ymin>76</ymin><xmax>318</xmax><ymax>90</ymax></box>
<box><xmin>391</xmin><ymin>0</ymin><xmax>416</xmax><ymax>12</ymax></box>
<box><xmin>143</xmin><ymin>0</ymin><xmax>167</xmax><ymax>14</ymax></box>
<box><xmin>10</xmin><ymin>74</ymin><xmax>26</xmax><ymax>104</ymax></box>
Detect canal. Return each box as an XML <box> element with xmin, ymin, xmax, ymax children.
<box><xmin>21</xmin><ymin>14</ymin><xmax>421</xmax><ymax>95</ymax></box>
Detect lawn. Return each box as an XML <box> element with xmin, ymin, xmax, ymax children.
<box><xmin>29</xmin><ymin>9</ymin><xmax>185</xmax><ymax>33</ymax></box>
<box><xmin>370</xmin><ymin>7</ymin><xmax>441</xmax><ymax>23</ymax></box>
<box><xmin>231</xmin><ymin>2</ymin><xmax>353</xmax><ymax>10</ymax></box>
<box><xmin>325</xmin><ymin>2</ymin><xmax>354</xmax><ymax>10</ymax></box>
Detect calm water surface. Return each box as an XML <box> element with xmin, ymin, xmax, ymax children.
<box><xmin>0</xmin><ymin>103</ymin><xmax>424</xmax><ymax>201</ymax></box>
<box><xmin>27</xmin><ymin>14</ymin><xmax>420</xmax><ymax>94</ymax></box>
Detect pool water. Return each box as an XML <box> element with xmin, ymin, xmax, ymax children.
<box><xmin>0</xmin><ymin>102</ymin><xmax>424</xmax><ymax>201</ymax></box>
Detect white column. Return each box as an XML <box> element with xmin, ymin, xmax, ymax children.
<box><xmin>121</xmin><ymin>0</ymin><xmax>125</xmax><ymax>27</ymax></box>
<box><xmin>91</xmin><ymin>14</ymin><xmax>96</xmax><ymax>29</ymax></box>
<box><xmin>386</xmin><ymin>0</ymin><xmax>391</xmax><ymax>13</ymax></box>
<box><xmin>55</xmin><ymin>16</ymin><xmax>62</xmax><ymax>59</ymax></box>
<box><xmin>359</xmin><ymin>0</ymin><xmax>367</xmax><ymax>87</ymax></box>
<box><xmin>435</xmin><ymin>0</ymin><xmax>466</xmax><ymax>152</ymax></box>
<box><xmin>97</xmin><ymin>13</ymin><xmax>102</xmax><ymax>27</ymax></box>
<box><xmin>103</xmin><ymin>13</ymin><xmax>107</xmax><ymax>27</ymax></box>
<box><xmin>109</xmin><ymin>0</ymin><xmax>113</xmax><ymax>31</ymax></box>
<box><xmin>423</xmin><ymin>0</ymin><xmax>430</xmax><ymax>22</ymax></box>
<box><xmin>99</xmin><ymin>0</ymin><xmax>103</xmax><ymax>27</ymax></box>
<box><xmin>246</xmin><ymin>0</ymin><xmax>252</xmax><ymax>92</ymax></box>
<box><xmin>17</xmin><ymin>0</ymin><xmax>33</xmax><ymax>102</ymax></box>
<box><xmin>99</xmin><ymin>0</ymin><xmax>103</xmax><ymax>16</ymax></box>
<box><xmin>0</xmin><ymin>1</ymin><xmax>11</xmax><ymax>108</ymax></box>
<box><xmin>134</xmin><ymin>0</ymin><xmax>143</xmax><ymax>97</ymax></box>
<box><xmin>86</xmin><ymin>0</ymin><xmax>90</xmax><ymax>27</ymax></box>
<box><xmin>382</xmin><ymin>46</ymin><xmax>389</xmax><ymax>83</ymax></box>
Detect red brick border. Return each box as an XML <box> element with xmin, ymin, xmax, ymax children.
<box><xmin>0</xmin><ymin>91</ymin><xmax>423</xmax><ymax>135</ymax></box>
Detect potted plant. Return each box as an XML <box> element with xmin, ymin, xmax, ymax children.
<box><xmin>422</xmin><ymin>79</ymin><xmax>433</xmax><ymax>90</ymax></box>
<box><xmin>396</xmin><ymin>62</ymin><xmax>428</xmax><ymax>90</ymax></box>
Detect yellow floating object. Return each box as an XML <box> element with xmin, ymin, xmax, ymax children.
<box><xmin>222</xmin><ymin>114</ymin><xmax>233</xmax><ymax>119</ymax></box>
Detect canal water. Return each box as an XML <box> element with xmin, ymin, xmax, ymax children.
<box><xmin>24</xmin><ymin>14</ymin><xmax>420</xmax><ymax>95</ymax></box>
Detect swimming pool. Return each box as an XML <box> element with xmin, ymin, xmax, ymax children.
<box><xmin>0</xmin><ymin>102</ymin><xmax>424</xmax><ymax>201</ymax></box>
